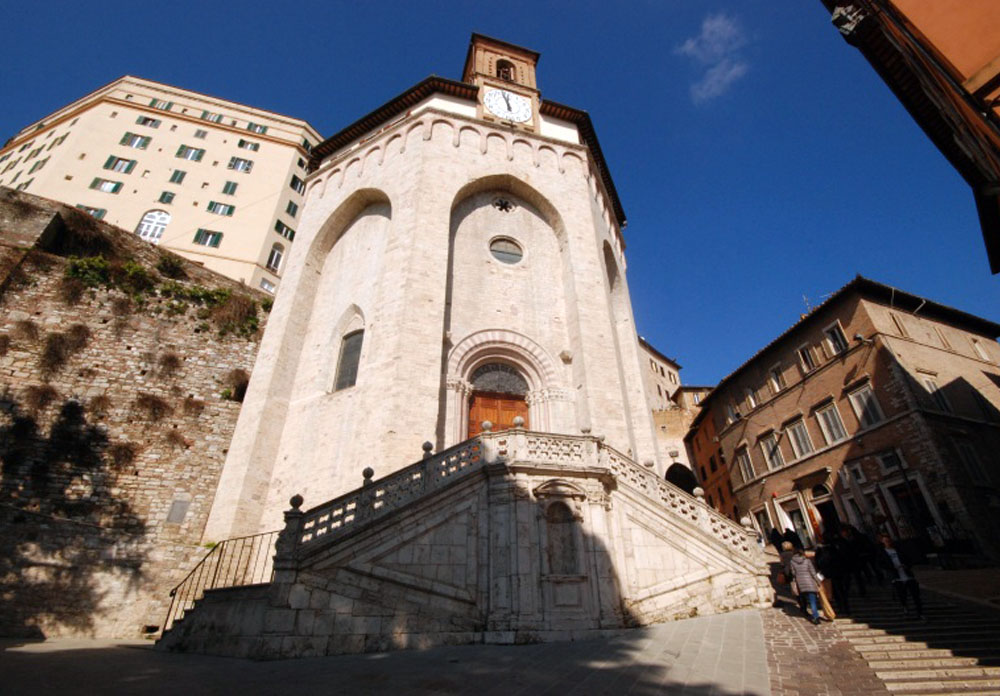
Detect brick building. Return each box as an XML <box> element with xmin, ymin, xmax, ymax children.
<box><xmin>686</xmin><ymin>276</ymin><xmax>1000</xmax><ymax>559</ymax></box>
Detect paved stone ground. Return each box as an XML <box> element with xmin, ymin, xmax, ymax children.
<box><xmin>0</xmin><ymin>611</ymin><xmax>769</xmax><ymax>696</ymax></box>
<box><xmin>764</xmin><ymin>597</ymin><xmax>890</xmax><ymax>696</ymax></box>
<box><xmin>7</xmin><ymin>569</ymin><xmax>995</xmax><ymax>696</ymax></box>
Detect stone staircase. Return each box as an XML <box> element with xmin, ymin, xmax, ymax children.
<box><xmin>836</xmin><ymin>587</ymin><xmax>1000</xmax><ymax>694</ymax></box>
<box><xmin>158</xmin><ymin>430</ymin><xmax>773</xmax><ymax>658</ymax></box>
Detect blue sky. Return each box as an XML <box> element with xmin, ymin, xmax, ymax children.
<box><xmin>2</xmin><ymin>1</ymin><xmax>997</xmax><ymax>385</ymax></box>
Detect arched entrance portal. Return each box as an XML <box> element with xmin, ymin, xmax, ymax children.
<box><xmin>467</xmin><ymin>362</ymin><xmax>529</xmax><ymax>436</ymax></box>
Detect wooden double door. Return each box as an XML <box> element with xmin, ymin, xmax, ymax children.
<box><xmin>468</xmin><ymin>391</ymin><xmax>529</xmax><ymax>437</ymax></box>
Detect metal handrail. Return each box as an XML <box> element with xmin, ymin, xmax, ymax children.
<box><xmin>161</xmin><ymin>529</ymin><xmax>279</xmax><ymax>634</ymax></box>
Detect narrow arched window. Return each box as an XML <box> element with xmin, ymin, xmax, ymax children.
<box><xmin>334</xmin><ymin>330</ymin><xmax>363</xmax><ymax>391</ymax></box>
<box><xmin>135</xmin><ymin>209</ymin><xmax>170</xmax><ymax>243</ymax></box>
<box><xmin>496</xmin><ymin>59</ymin><xmax>515</xmax><ymax>82</ymax></box>
<box><xmin>545</xmin><ymin>502</ymin><xmax>578</xmax><ymax>575</ymax></box>
<box><xmin>266</xmin><ymin>243</ymin><xmax>284</xmax><ymax>272</ymax></box>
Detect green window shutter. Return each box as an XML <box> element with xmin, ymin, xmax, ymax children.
<box><xmin>141</xmin><ymin>137</ymin><xmax>150</xmax><ymax>148</ymax></box>
<box><xmin>104</xmin><ymin>155</ymin><xmax>116</xmax><ymax>169</ymax></box>
<box><xmin>211</xmin><ymin>234</ymin><xmax>222</xmax><ymax>248</ymax></box>
<box><xmin>120</xmin><ymin>133</ymin><xmax>130</xmax><ymax>145</ymax></box>
<box><xmin>176</xmin><ymin>145</ymin><xmax>185</xmax><ymax>157</ymax></box>
<box><xmin>150</xmin><ymin>98</ymin><xmax>158</xmax><ymax>106</ymax></box>
<box><xmin>195</xmin><ymin>150</ymin><xmax>204</xmax><ymax>162</ymax></box>
<box><xmin>125</xmin><ymin>160</ymin><xmax>136</xmax><ymax>174</ymax></box>
<box><xmin>112</xmin><ymin>182</ymin><xmax>123</xmax><ymax>193</ymax></box>
<box><xmin>166</xmin><ymin>102</ymin><xmax>174</xmax><ymax>110</ymax></box>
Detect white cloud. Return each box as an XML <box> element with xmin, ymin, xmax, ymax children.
<box><xmin>675</xmin><ymin>13</ymin><xmax>749</xmax><ymax>104</ymax></box>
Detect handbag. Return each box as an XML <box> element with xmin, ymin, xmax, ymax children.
<box><xmin>790</xmin><ymin>579</ymin><xmax>799</xmax><ymax>596</ymax></box>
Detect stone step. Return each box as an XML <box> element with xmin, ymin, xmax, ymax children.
<box><xmin>845</xmin><ymin>625</ymin><xmax>1000</xmax><ymax>640</ymax></box>
<box><xmin>885</xmin><ymin>677</ymin><xmax>1000</xmax><ymax>693</ymax></box>
<box><xmin>859</xmin><ymin>647</ymin><xmax>1000</xmax><ymax>661</ymax></box>
<box><xmin>877</xmin><ymin>667</ymin><xmax>1000</xmax><ymax>681</ymax></box>
<box><xmin>870</xmin><ymin>657</ymin><xmax>984</xmax><ymax>670</ymax></box>
<box><xmin>838</xmin><ymin>618</ymin><xmax>1000</xmax><ymax>632</ymax></box>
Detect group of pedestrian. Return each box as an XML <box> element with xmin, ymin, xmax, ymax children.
<box><xmin>777</xmin><ymin>524</ymin><xmax>924</xmax><ymax>626</ymax></box>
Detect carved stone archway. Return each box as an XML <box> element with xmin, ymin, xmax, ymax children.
<box><xmin>445</xmin><ymin>329</ymin><xmax>570</xmax><ymax>443</ymax></box>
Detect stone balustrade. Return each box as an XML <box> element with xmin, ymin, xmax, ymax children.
<box><xmin>287</xmin><ymin>429</ymin><xmax>757</xmax><ymax>564</ymax></box>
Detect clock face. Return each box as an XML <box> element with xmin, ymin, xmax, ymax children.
<box><xmin>483</xmin><ymin>89</ymin><xmax>532</xmax><ymax>123</ymax></box>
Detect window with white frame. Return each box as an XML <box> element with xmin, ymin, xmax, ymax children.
<box><xmin>206</xmin><ymin>201</ymin><xmax>234</xmax><ymax>216</ymax></box>
<box><xmin>265</xmin><ymin>243</ymin><xmax>283</xmax><ymax>272</ymax></box>
<box><xmin>237</xmin><ymin>138</ymin><xmax>259</xmax><ymax>151</ymax></box>
<box><xmin>890</xmin><ymin>312</ymin><xmax>908</xmax><ymax>337</ymax></box>
<box><xmin>845</xmin><ymin>460</ymin><xmax>866</xmax><ymax>484</ymax></box>
<box><xmin>971</xmin><ymin>338</ymin><xmax>990</xmax><ymax>362</ymax></box>
<box><xmin>769</xmin><ymin>364</ymin><xmax>785</xmax><ymax>394</ymax></box>
<box><xmin>222</xmin><ymin>181</ymin><xmax>238</xmax><ymax>195</ymax></box>
<box><xmin>745</xmin><ymin>387</ymin><xmax>758</xmax><ymax>410</ymax></box>
<box><xmin>952</xmin><ymin>437</ymin><xmax>989</xmax><ymax>483</ymax></box>
<box><xmin>726</xmin><ymin>402</ymin><xmax>740</xmax><ymax>424</ymax></box>
<box><xmin>246</xmin><ymin>122</ymin><xmax>268</xmax><ymax>134</ymax></box>
<box><xmin>259</xmin><ymin>278</ymin><xmax>276</xmax><ymax>293</ymax></box>
<box><xmin>786</xmin><ymin>419</ymin><xmax>814</xmax><ymax>459</ymax></box>
<box><xmin>201</xmin><ymin>110</ymin><xmax>224</xmax><ymax>123</ymax></box>
<box><xmin>120</xmin><ymin>132</ymin><xmax>150</xmax><ymax>149</ymax></box>
<box><xmin>735</xmin><ymin>447</ymin><xmax>754</xmax><ymax>483</ymax></box>
<box><xmin>759</xmin><ymin>432</ymin><xmax>785</xmax><ymax>470</ymax></box>
<box><xmin>194</xmin><ymin>128</ymin><xmax>208</xmax><ymax>139</ymax></box>
<box><xmin>136</xmin><ymin>115</ymin><xmax>161</xmax><ymax>128</ymax></box>
<box><xmin>193</xmin><ymin>228</ymin><xmax>222</xmax><ymax>247</ymax></box>
<box><xmin>285</xmin><ymin>200</ymin><xmax>298</xmax><ymax>218</ymax></box>
<box><xmin>274</xmin><ymin>220</ymin><xmax>295</xmax><ymax>241</ymax></box>
<box><xmin>289</xmin><ymin>175</ymin><xmax>305</xmax><ymax>194</ymax></box>
<box><xmin>825</xmin><ymin>323</ymin><xmax>849</xmax><ymax>356</ymax></box>
<box><xmin>815</xmin><ymin>402</ymin><xmax>847</xmax><ymax>443</ymax></box>
<box><xmin>176</xmin><ymin>145</ymin><xmax>205</xmax><ymax>161</ymax></box>
<box><xmin>876</xmin><ymin>450</ymin><xmax>903</xmax><ymax>474</ymax></box>
<box><xmin>848</xmin><ymin>383</ymin><xmax>884</xmax><ymax>428</ymax></box>
<box><xmin>89</xmin><ymin>177</ymin><xmax>123</xmax><ymax>193</ymax></box>
<box><xmin>135</xmin><ymin>209</ymin><xmax>170</xmax><ymax>243</ymax></box>
<box><xmin>228</xmin><ymin>156</ymin><xmax>253</xmax><ymax>172</ymax></box>
<box><xmin>75</xmin><ymin>204</ymin><xmax>106</xmax><ymax>219</ymax></box>
<box><xmin>935</xmin><ymin>326</ymin><xmax>952</xmax><ymax>350</ymax></box>
<box><xmin>103</xmin><ymin>155</ymin><xmax>136</xmax><ymax>174</ymax></box>
<box><xmin>921</xmin><ymin>375</ymin><xmax>951</xmax><ymax>412</ymax></box>
<box><xmin>798</xmin><ymin>345</ymin><xmax>817</xmax><ymax>372</ymax></box>
<box><xmin>149</xmin><ymin>98</ymin><xmax>173</xmax><ymax>110</ymax></box>
<box><xmin>169</xmin><ymin>169</ymin><xmax>186</xmax><ymax>184</ymax></box>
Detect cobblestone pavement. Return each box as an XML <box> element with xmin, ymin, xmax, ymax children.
<box><xmin>763</xmin><ymin>598</ymin><xmax>890</xmax><ymax>696</ymax></box>
<box><xmin>0</xmin><ymin>610</ymin><xmax>770</xmax><ymax>696</ymax></box>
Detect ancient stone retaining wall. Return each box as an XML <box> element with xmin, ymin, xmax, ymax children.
<box><xmin>0</xmin><ymin>190</ymin><xmax>265</xmax><ymax>638</ymax></box>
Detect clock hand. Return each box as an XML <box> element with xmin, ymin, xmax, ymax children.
<box><xmin>502</xmin><ymin>92</ymin><xmax>511</xmax><ymax>110</ymax></box>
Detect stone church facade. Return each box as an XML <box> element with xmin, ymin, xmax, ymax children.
<box><xmin>205</xmin><ymin>35</ymin><xmax>661</xmax><ymax>540</ymax></box>
<box><xmin>162</xmin><ymin>35</ymin><xmax>772</xmax><ymax>657</ymax></box>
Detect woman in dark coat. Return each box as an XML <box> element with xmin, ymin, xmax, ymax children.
<box><xmin>787</xmin><ymin>547</ymin><xmax>823</xmax><ymax>625</ymax></box>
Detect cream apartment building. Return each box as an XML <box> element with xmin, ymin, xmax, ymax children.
<box><xmin>0</xmin><ymin>76</ymin><xmax>322</xmax><ymax>292</ymax></box>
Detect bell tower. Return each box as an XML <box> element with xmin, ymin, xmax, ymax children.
<box><xmin>462</xmin><ymin>33</ymin><xmax>540</xmax><ymax>132</ymax></box>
